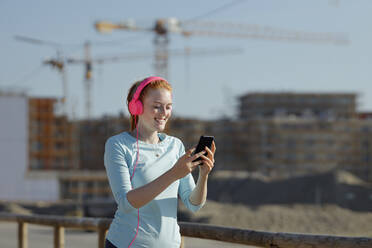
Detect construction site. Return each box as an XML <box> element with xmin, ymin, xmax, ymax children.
<box><xmin>1</xmin><ymin>2</ymin><xmax>372</xmax><ymax>247</ymax></box>
<box><xmin>0</xmin><ymin>15</ymin><xmax>371</xmax><ymax>209</ymax></box>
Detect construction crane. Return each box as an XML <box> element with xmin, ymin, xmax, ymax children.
<box><xmin>66</xmin><ymin>45</ymin><xmax>241</xmax><ymax>119</ymax></box>
<box><xmin>14</xmin><ymin>35</ymin><xmax>69</xmax><ymax>115</ymax></box>
<box><xmin>14</xmin><ymin>36</ymin><xmax>98</xmax><ymax>118</ymax></box>
<box><xmin>95</xmin><ymin>18</ymin><xmax>349</xmax><ymax>78</ymax></box>
<box><xmin>16</xmin><ymin>34</ymin><xmax>240</xmax><ymax>119</ymax></box>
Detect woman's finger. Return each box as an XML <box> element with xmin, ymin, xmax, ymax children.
<box><xmin>205</xmin><ymin>147</ymin><xmax>214</xmax><ymax>158</ymax></box>
<box><xmin>200</xmin><ymin>154</ymin><xmax>213</xmax><ymax>165</ymax></box>
<box><xmin>205</xmin><ymin>146</ymin><xmax>211</xmax><ymax>154</ymax></box>
<box><xmin>192</xmin><ymin>160</ymin><xmax>203</xmax><ymax>167</ymax></box>
<box><xmin>189</xmin><ymin>150</ymin><xmax>206</xmax><ymax>161</ymax></box>
<box><xmin>211</xmin><ymin>141</ymin><xmax>216</xmax><ymax>153</ymax></box>
<box><xmin>201</xmin><ymin>155</ymin><xmax>214</xmax><ymax>169</ymax></box>
<box><xmin>199</xmin><ymin>161</ymin><xmax>213</xmax><ymax>172</ymax></box>
<box><xmin>186</xmin><ymin>147</ymin><xmax>196</xmax><ymax>156</ymax></box>
<box><xmin>205</xmin><ymin>146</ymin><xmax>215</xmax><ymax>163</ymax></box>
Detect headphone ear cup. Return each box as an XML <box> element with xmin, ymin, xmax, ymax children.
<box><xmin>135</xmin><ymin>100</ymin><xmax>143</xmax><ymax>115</ymax></box>
<box><xmin>129</xmin><ymin>99</ymin><xmax>143</xmax><ymax>115</ymax></box>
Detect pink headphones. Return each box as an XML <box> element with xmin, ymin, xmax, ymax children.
<box><xmin>128</xmin><ymin>76</ymin><xmax>168</xmax><ymax>116</ymax></box>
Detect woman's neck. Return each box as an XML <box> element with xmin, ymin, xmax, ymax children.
<box><xmin>131</xmin><ymin>126</ymin><xmax>159</xmax><ymax>144</ymax></box>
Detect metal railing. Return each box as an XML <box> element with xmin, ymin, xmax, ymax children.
<box><xmin>0</xmin><ymin>212</ymin><xmax>371</xmax><ymax>248</ymax></box>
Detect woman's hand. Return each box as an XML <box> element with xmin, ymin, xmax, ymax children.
<box><xmin>170</xmin><ymin>148</ymin><xmax>206</xmax><ymax>180</ymax></box>
<box><xmin>188</xmin><ymin>141</ymin><xmax>216</xmax><ymax>206</ymax></box>
<box><xmin>199</xmin><ymin>141</ymin><xmax>216</xmax><ymax>177</ymax></box>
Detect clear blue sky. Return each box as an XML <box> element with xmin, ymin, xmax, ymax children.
<box><xmin>1</xmin><ymin>0</ymin><xmax>371</xmax><ymax>120</ymax></box>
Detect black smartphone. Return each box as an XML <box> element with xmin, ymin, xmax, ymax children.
<box><xmin>192</xmin><ymin>135</ymin><xmax>214</xmax><ymax>161</ymax></box>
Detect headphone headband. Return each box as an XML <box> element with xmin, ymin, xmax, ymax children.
<box><xmin>132</xmin><ymin>76</ymin><xmax>167</xmax><ymax>102</ymax></box>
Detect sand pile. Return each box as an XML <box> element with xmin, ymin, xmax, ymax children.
<box><xmin>205</xmin><ymin>170</ymin><xmax>372</xmax><ymax>211</ymax></box>
<box><xmin>178</xmin><ymin>170</ymin><xmax>372</xmax><ymax>237</ymax></box>
<box><xmin>180</xmin><ymin>200</ymin><xmax>372</xmax><ymax>237</ymax></box>
<box><xmin>0</xmin><ymin>202</ymin><xmax>31</xmax><ymax>215</ymax></box>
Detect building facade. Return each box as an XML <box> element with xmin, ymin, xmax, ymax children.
<box><xmin>239</xmin><ymin>92</ymin><xmax>357</xmax><ymax>120</ymax></box>
<box><xmin>167</xmin><ymin>117</ymin><xmax>213</xmax><ymax>151</ymax></box>
<box><xmin>0</xmin><ymin>93</ymin><xmax>59</xmax><ymax>201</ymax></box>
<box><xmin>78</xmin><ymin>114</ymin><xmax>130</xmax><ymax>170</ymax></box>
<box><xmin>28</xmin><ymin>98</ymin><xmax>79</xmax><ymax>171</ymax></box>
<box><xmin>213</xmin><ymin>92</ymin><xmax>372</xmax><ymax>181</ymax></box>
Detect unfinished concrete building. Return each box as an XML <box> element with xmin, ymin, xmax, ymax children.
<box><xmin>77</xmin><ymin>114</ymin><xmax>130</xmax><ymax>170</ymax></box>
<box><xmin>239</xmin><ymin>92</ymin><xmax>357</xmax><ymax>120</ymax></box>
<box><xmin>213</xmin><ymin>92</ymin><xmax>372</xmax><ymax>181</ymax></box>
<box><xmin>28</xmin><ymin>98</ymin><xmax>79</xmax><ymax>170</ymax></box>
<box><xmin>167</xmin><ymin>117</ymin><xmax>213</xmax><ymax>150</ymax></box>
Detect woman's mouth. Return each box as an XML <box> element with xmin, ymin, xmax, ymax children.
<box><xmin>155</xmin><ymin>118</ymin><xmax>166</xmax><ymax>125</ymax></box>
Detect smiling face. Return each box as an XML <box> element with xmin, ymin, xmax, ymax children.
<box><xmin>138</xmin><ymin>88</ymin><xmax>173</xmax><ymax>132</ymax></box>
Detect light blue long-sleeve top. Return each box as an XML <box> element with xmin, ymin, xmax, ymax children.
<box><xmin>104</xmin><ymin>131</ymin><xmax>204</xmax><ymax>248</ymax></box>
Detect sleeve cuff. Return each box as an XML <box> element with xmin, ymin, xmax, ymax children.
<box><xmin>186</xmin><ymin>198</ymin><xmax>205</xmax><ymax>213</ymax></box>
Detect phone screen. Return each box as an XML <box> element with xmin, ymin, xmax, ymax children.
<box><xmin>193</xmin><ymin>135</ymin><xmax>214</xmax><ymax>161</ymax></box>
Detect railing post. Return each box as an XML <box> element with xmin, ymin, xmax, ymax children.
<box><xmin>180</xmin><ymin>236</ymin><xmax>185</xmax><ymax>248</ymax></box>
<box><xmin>18</xmin><ymin>221</ymin><xmax>28</xmax><ymax>248</ymax></box>
<box><xmin>54</xmin><ymin>225</ymin><xmax>65</xmax><ymax>248</ymax></box>
<box><xmin>98</xmin><ymin>227</ymin><xmax>107</xmax><ymax>248</ymax></box>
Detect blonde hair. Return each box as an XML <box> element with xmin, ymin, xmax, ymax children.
<box><xmin>126</xmin><ymin>78</ymin><xmax>172</xmax><ymax>131</ymax></box>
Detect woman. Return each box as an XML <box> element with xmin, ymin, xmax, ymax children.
<box><xmin>104</xmin><ymin>76</ymin><xmax>216</xmax><ymax>248</ymax></box>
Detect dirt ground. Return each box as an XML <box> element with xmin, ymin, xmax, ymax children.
<box><xmin>180</xmin><ymin>200</ymin><xmax>372</xmax><ymax>237</ymax></box>
<box><xmin>179</xmin><ymin>169</ymin><xmax>372</xmax><ymax>238</ymax></box>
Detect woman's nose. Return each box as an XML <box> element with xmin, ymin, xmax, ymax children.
<box><xmin>161</xmin><ymin>106</ymin><xmax>167</xmax><ymax>113</ymax></box>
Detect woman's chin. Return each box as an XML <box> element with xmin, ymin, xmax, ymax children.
<box><xmin>152</xmin><ymin>120</ymin><xmax>168</xmax><ymax>131</ymax></box>
<box><xmin>153</xmin><ymin>123</ymin><xmax>165</xmax><ymax>131</ymax></box>
<box><xmin>157</xmin><ymin>126</ymin><xmax>166</xmax><ymax>131</ymax></box>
